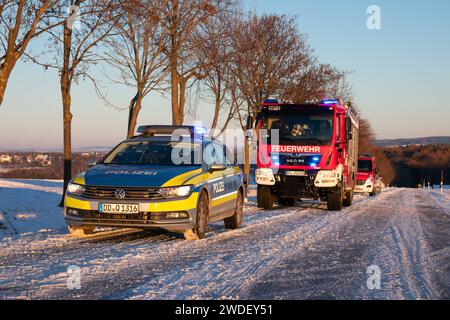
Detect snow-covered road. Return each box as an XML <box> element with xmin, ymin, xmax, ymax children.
<box><xmin>0</xmin><ymin>179</ymin><xmax>448</xmax><ymax>299</ymax></box>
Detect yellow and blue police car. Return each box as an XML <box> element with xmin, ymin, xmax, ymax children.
<box><xmin>64</xmin><ymin>125</ymin><xmax>244</xmax><ymax>240</ymax></box>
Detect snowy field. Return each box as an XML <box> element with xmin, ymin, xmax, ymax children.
<box><xmin>0</xmin><ymin>179</ymin><xmax>449</xmax><ymax>300</ymax></box>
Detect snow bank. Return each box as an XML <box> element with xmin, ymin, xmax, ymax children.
<box><xmin>0</xmin><ymin>179</ymin><xmax>66</xmax><ymax>239</ymax></box>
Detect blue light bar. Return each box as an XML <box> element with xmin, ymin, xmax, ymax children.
<box><xmin>194</xmin><ymin>126</ymin><xmax>207</xmax><ymax>135</ymax></box>
<box><xmin>320</xmin><ymin>99</ymin><xmax>339</xmax><ymax>105</ymax></box>
<box><xmin>263</xmin><ymin>99</ymin><xmax>279</xmax><ymax>104</ymax></box>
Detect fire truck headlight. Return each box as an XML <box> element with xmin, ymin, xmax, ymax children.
<box><xmin>255</xmin><ymin>168</ymin><xmax>276</xmax><ymax>186</ymax></box>
<box><xmin>314</xmin><ymin>170</ymin><xmax>341</xmax><ymax>187</ymax></box>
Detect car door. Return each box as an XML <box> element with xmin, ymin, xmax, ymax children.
<box><xmin>203</xmin><ymin>142</ymin><xmax>235</xmax><ymax>219</ymax></box>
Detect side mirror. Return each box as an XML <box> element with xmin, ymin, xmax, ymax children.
<box><xmin>246</xmin><ymin>115</ymin><xmax>254</xmax><ymax>130</ymax></box>
<box><xmin>88</xmin><ymin>159</ymin><xmax>98</xmax><ymax>167</ymax></box>
<box><xmin>209</xmin><ymin>164</ymin><xmax>227</xmax><ymax>172</ymax></box>
<box><xmin>345</xmin><ymin>117</ymin><xmax>352</xmax><ymax>133</ymax></box>
<box><xmin>346</xmin><ymin>132</ymin><xmax>353</xmax><ymax>140</ymax></box>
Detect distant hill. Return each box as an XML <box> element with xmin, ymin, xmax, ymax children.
<box><xmin>373</xmin><ymin>136</ymin><xmax>450</xmax><ymax>148</ymax></box>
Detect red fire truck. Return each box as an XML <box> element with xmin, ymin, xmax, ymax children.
<box><xmin>355</xmin><ymin>154</ymin><xmax>380</xmax><ymax>196</ymax></box>
<box><xmin>252</xmin><ymin>99</ymin><xmax>359</xmax><ymax>211</ymax></box>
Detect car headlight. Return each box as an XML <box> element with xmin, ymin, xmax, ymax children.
<box><xmin>159</xmin><ymin>185</ymin><xmax>193</xmax><ymax>198</ymax></box>
<box><xmin>67</xmin><ymin>182</ymin><xmax>86</xmax><ymax>196</ymax></box>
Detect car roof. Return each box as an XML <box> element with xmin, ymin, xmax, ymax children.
<box><xmin>125</xmin><ymin>135</ymin><xmax>214</xmax><ymax>144</ymax></box>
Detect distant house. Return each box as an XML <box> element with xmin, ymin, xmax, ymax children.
<box><xmin>0</xmin><ymin>154</ymin><xmax>13</xmax><ymax>164</ymax></box>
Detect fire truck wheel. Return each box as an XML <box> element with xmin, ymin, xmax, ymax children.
<box><xmin>343</xmin><ymin>190</ymin><xmax>353</xmax><ymax>207</ymax></box>
<box><xmin>327</xmin><ymin>186</ymin><xmax>343</xmax><ymax>211</ymax></box>
<box><xmin>258</xmin><ymin>186</ymin><xmax>275</xmax><ymax>210</ymax></box>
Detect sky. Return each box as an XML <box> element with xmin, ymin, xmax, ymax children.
<box><xmin>0</xmin><ymin>0</ymin><xmax>449</xmax><ymax>150</ymax></box>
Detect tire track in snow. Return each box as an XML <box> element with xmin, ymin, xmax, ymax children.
<box><xmin>8</xmin><ymin>190</ymin><xmax>394</xmax><ymax>299</ymax></box>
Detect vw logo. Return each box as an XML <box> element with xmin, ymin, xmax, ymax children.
<box><xmin>114</xmin><ymin>188</ymin><xmax>126</xmax><ymax>199</ymax></box>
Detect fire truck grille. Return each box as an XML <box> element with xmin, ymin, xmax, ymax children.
<box><xmin>82</xmin><ymin>186</ymin><xmax>164</xmax><ymax>200</ymax></box>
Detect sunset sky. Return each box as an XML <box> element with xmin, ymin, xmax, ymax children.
<box><xmin>0</xmin><ymin>0</ymin><xmax>449</xmax><ymax>150</ymax></box>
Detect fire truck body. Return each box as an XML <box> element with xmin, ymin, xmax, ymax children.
<box><xmin>254</xmin><ymin>99</ymin><xmax>359</xmax><ymax>211</ymax></box>
<box><xmin>355</xmin><ymin>154</ymin><xmax>380</xmax><ymax>196</ymax></box>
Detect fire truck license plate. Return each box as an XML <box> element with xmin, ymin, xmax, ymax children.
<box><xmin>286</xmin><ymin>171</ymin><xmax>307</xmax><ymax>177</ymax></box>
<box><xmin>99</xmin><ymin>203</ymin><xmax>139</xmax><ymax>214</ymax></box>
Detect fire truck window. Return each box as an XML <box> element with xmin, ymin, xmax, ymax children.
<box><xmin>263</xmin><ymin>112</ymin><xmax>333</xmax><ymax>146</ymax></box>
<box><xmin>358</xmin><ymin>160</ymin><xmax>373</xmax><ymax>172</ymax></box>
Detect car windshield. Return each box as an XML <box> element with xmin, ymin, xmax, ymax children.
<box><xmin>358</xmin><ymin>160</ymin><xmax>373</xmax><ymax>172</ymax></box>
<box><xmin>262</xmin><ymin>109</ymin><xmax>334</xmax><ymax>146</ymax></box>
<box><xmin>102</xmin><ymin>141</ymin><xmax>202</xmax><ymax>166</ymax></box>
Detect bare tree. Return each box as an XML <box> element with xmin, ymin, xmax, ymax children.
<box><xmin>231</xmin><ymin>14</ymin><xmax>311</xmax><ymax>120</ymax></box>
<box><xmin>37</xmin><ymin>0</ymin><xmax>118</xmax><ymax>205</ymax></box>
<box><xmin>0</xmin><ymin>0</ymin><xmax>63</xmax><ymax>106</ymax></box>
<box><xmin>283</xmin><ymin>63</ymin><xmax>351</xmax><ymax>103</ymax></box>
<box><xmin>195</xmin><ymin>1</ymin><xmax>239</xmax><ymax>135</ymax></box>
<box><xmin>160</xmin><ymin>0</ymin><xmax>224</xmax><ymax>125</ymax></box>
<box><xmin>101</xmin><ymin>0</ymin><xmax>168</xmax><ymax>138</ymax></box>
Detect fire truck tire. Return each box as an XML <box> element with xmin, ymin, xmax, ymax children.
<box><xmin>343</xmin><ymin>190</ymin><xmax>353</xmax><ymax>207</ymax></box>
<box><xmin>258</xmin><ymin>186</ymin><xmax>275</xmax><ymax>210</ymax></box>
<box><xmin>327</xmin><ymin>186</ymin><xmax>343</xmax><ymax>211</ymax></box>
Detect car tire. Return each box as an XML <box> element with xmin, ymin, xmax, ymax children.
<box><xmin>184</xmin><ymin>191</ymin><xmax>209</xmax><ymax>240</ymax></box>
<box><xmin>343</xmin><ymin>190</ymin><xmax>353</xmax><ymax>207</ymax></box>
<box><xmin>224</xmin><ymin>189</ymin><xmax>244</xmax><ymax>229</ymax></box>
<box><xmin>68</xmin><ymin>226</ymin><xmax>95</xmax><ymax>237</ymax></box>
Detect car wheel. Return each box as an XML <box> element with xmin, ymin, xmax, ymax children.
<box><xmin>184</xmin><ymin>191</ymin><xmax>209</xmax><ymax>240</ymax></box>
<box><xmin>68</xmin><ymin>226</ymin><xmax>95</xmax><ymax>237</ymax></box>
<box><xmin>224</xmin><ymin>189</ymin><xmax>244</xmax><ymax>229</ymax></box>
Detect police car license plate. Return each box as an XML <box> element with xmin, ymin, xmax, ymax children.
<box><xmin>99</xmin><ymin>203</ymin><xmax>139</xmax><ymax>214</ymax></box>
<box><xmin>286</xmin><ymin>171</ymin><xmax>307</xmax><ymax>177</ymax></box>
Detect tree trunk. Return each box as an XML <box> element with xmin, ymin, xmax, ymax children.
<box><xmin>0</xmin><ymin>64</ymin><xmax>15</xmax><ymax>107</ymax></box>
<box><xmin>177</xmin><ymin>78</ymin><xmax>187</xmax><ymax>125</ymax></box>
<box><xmin>59</xmin><ymin>21</ymin><xmax>73</xmax><ymax>207</ymax></box>
<box><xmin>59</xmin><ymin>78</ymin><xmax>72</xmax><ymax>207</ymax></box>
<box><xmin>210</xmin><ymin>93</ymin><xmax>221</xmax><ymax>131</ymax></box>
<box><xmin>127</xmin><ymin>92</ymin><xmax>143</xmax><ymax>138</ymax></box>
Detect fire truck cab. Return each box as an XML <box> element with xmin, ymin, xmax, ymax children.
<box><xmin>253</xmin><ymin>99</ymin><xmax>359</xmax><ymax>211</ymax></box>
<box><xmin>355</xmin><ymin>154</ymin><xmax>380</xmax><ymax>196</ymax></box>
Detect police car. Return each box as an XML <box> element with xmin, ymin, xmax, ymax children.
<box><xmin>64</xmin><ymin>125</ymin><xmax>244</xmax><ymax>240</ymax></box>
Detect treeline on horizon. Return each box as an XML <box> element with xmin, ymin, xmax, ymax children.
<box><xmin>1</xmin><ymin>144</ymin><xmax>449</xmax><ymax>188</ymax></box>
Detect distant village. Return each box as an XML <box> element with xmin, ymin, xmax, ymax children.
<box><xmin>0</xmin><ymin>152</ymin><xmax>105</xmax><ymax>178</ymax></box>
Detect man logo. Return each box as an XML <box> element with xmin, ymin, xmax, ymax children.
<box><xmin>114</xmin><ymin>188</ymin><xmax>126</xmax><ymax>199</ymax></box>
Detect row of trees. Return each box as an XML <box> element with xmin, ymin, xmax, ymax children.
<box><xmin>1</xmin><ymin>0</ymin><xmax>352</xmax><ymax>203</ymax></box>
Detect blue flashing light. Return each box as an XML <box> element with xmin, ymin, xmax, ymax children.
<box><xmin>194</xmin><ymin>127</ymin><xmax>207</xmax><ymax>135</ymax></box>
<box><xmin>312</xmin><ymin>156</ymin><xmax>320</xmax><ymax>162</ymax></box>
<box><xmin>263</xmin><ymin>99</ymin><xmax>279</xmax><ymax>104</ymax></box>
<box><xmin>320</xmin><ymin>99</ymin><xmax>339</xmax><ymax>105</ymax></box>
<box><xmin>310</xmin><ymin>162</ymin><xmax>317</xmax><ymax>167</ymax></box>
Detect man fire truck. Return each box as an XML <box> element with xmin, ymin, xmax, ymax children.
<box><xmin>252</xmin><ymin>99</ymin><xmax>359</xmax><ymax>211</ymax></box>
<box><xmin>355</xmin><ymin>154</ymin><xmax>380</xmax><ymax>196</ymax></box>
